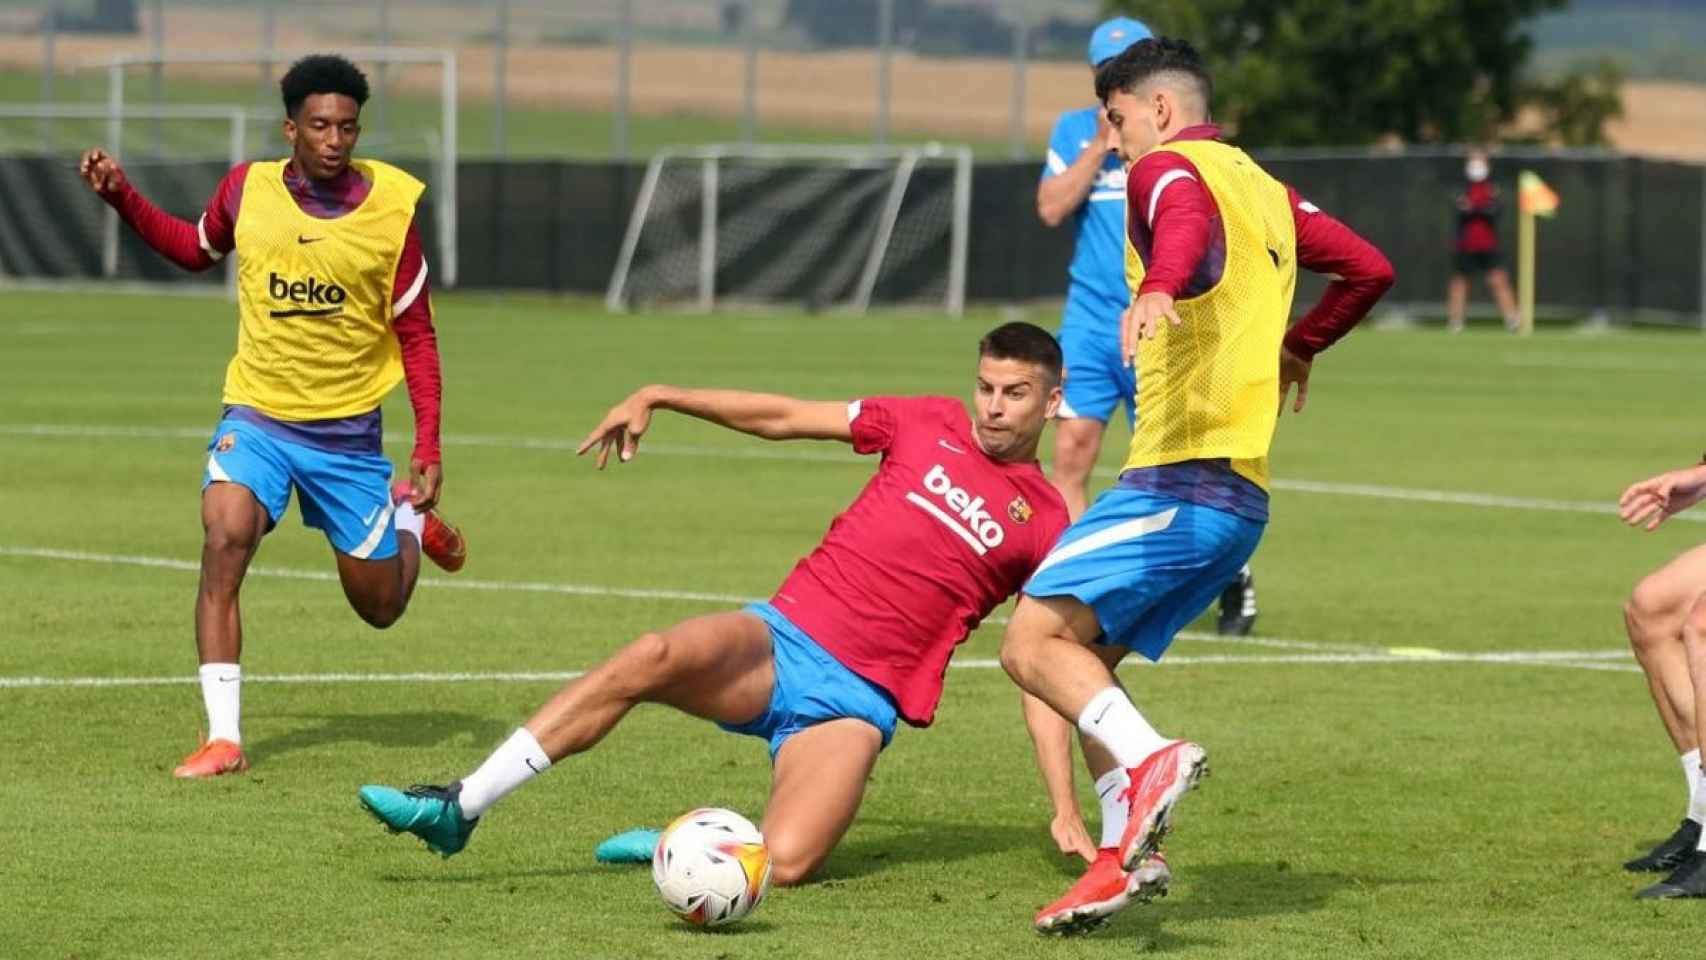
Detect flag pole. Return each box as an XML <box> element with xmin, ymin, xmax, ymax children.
<box><xmin>1517</xmin><ymin>201</ymin><xmax>1535</xmax><ymax>337</ymax></box>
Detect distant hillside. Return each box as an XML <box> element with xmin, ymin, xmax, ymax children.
<box><xmin>1530</xmin><ymin>0</ymin><xmax>1706</xmax><ymax>82</ymax></box>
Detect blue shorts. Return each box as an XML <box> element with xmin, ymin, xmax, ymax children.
<box><xmin>719</xmin><ymin>602</ymin><xmax>899</xmax><ymax>760</ymax></box>
<box><xmin>202</xmin><ymin>418</ymin><xmax>399</xmax><ymax>560</ymax></box>
<box><xmin>1024</xmin><ymin>488</ymin><xmax>1264</xmax><ymax>661</ymax></box>
<box><xmin>1057</xmin><ymin>287</ymin><xmax>1136</xmax><ymax>428</ymax></box>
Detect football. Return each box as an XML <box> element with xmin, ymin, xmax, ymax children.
<box><xmin>652</xmin><ymin>807</ymin><xmax>773</xmax><ymax>928</ymax></box>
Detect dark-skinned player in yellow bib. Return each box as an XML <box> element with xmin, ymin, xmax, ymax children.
<box><xmin>78</xmin><ymin>55</ymin><xmax>468</xmax><ymax>779</ymax></box>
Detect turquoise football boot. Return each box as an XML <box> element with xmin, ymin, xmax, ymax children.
<box><xmin>358</xmin><ymin>782</ymin><xmax>479</xmax><ymax>858</ymax></box>
<box><xmin>595</xmin><ymin>827</ymin><xmax>662</xmax><ymax>864</ymax></box>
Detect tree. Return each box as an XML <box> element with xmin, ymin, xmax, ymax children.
<box><xmin>1525</xmin><ymin>59</ymin><xmax>1625</xmax><ymax>146</ymax></box>
<box><xmin>1104</xmin><ymin>0</ymin><xmax>1566</xmax><ymax>147</ymax></box>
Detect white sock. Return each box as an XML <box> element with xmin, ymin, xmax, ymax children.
<box><xmin>198</xmin><ymin>663</ymin><xmax>241</xmax><ymax>745</ymax></box>
<box><xmin>394</xmin><ymin>501</ymin><xmax>424</xmax><ymax>541</ymax></box>
<box><xmin>1076</xmin><ymin>687</ymin><xmax>1170</xmax><ymax>769</ymax></box>
<box><xmin>458</xmin><ymin>727</ymin><xmax>552</xmax><ymax>820</ymax></box>
<box><xmin>1094</xmin><ymin>767</ymin><xmax>1131</xmax><ymax>849</ymax></box>
<box><xmin>1686</xmin><ymin>749</ymin><xmax>1705</xmax><ymax>825</ymax></box>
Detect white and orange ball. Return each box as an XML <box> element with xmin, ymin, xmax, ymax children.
<box><xmin>652</xmin><ymin>807</ymin><xmax>773</xmax><ymax>928</ymax></box>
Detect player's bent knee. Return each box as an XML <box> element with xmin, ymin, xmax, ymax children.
<box><xmin>358</xmin><ymin>605</ymin><xmax>403</xmax><ymax>630</ymax></box>
<box><xmin>202</xmin><ymin>521</ymin><xmax>260</xmax><ymax>558</ymax></box>
<box><xmin>616</xmin><ymin>632</ymin><xmax>681</xmax><ymax>691</ymax></box>
<box><xmin>1052</xmin><ymin>425</ymin><xmax>1100</xmax><ymax>476</ymax></box>
<box><xmin>999</xmin><ymin>618</ymin><xmax>1045</xmax><ymax>683</ymax></box>
<box><xmin>764</xmin><ymin>837</ymin><xmax>826</xmax><ymax>887</ymax></box>
<box><xmin>1626</xmin><ymin>577</ymin><xmax>1680</xmax><ymax>647</ymax></box>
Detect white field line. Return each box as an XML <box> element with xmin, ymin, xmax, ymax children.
<box><xmin>0</xmin><ymin>545</ymin><xmax>1340</xmax><ymax>653</ymax></box>
<box><xmin>0</xmin><ymin>651</ymin><xmax>1637</xmax><ymax>691</ymax></box>
<box><xmin>0</xmin><ymin>544</ymin><xmax>1638</xmax><ymax>689</ymax></box>
<box><xmin>2</xmin><ymin>422</ymin><xmax>1693</xmax><ymax>524</ymax></box>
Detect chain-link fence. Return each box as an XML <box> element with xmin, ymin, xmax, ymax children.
<box><xmin>5</xmin><ymin>0</ymin><xmax>1112</xmax><ymax>160</ymax></box>
<box><xmin>2</xmin><ymin>2</ymin><xmax>1704</xmax><ymax>323</ymax></box>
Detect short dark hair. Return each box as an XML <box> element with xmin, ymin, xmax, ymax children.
<box><xmin>281</xmin><ymin>54</ymin><xmax>370</xmax><ymax>118</ymax></box>
<box><xmin>1094</xmin><ymin>37</ymin><xmax>1212</xmax><ymax>112</ymax></box>
<box><xmin>979</xmin><ymin>322</ymin><xmax>1063</xmax><ymax>384</ymax></box>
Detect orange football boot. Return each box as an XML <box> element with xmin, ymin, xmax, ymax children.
<box><xmin>173</xmin><ymin>738</ymin><xmax>248</xmax><ymax>779</ymax></box>
<box><xmin>393</xmin><ymin>481</ymin><xmax>467</xmax><ymax>572</ymax></box>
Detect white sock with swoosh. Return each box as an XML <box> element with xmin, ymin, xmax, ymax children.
<box><xmin>198</xmin><ymin>663</ymin><xmax>241</xmax><ymax>744</ymax></box>
<box><xmin>1077</xmin><ymin>687</ymin><xmax>1168</xmax><ymax>770</ymax></box>
<box><xmin>458</xmin><ymin>727</ymin><xmax>552</xmax><ymax>820</ymax></box>
<box><xmin>393</xmin><ymin>501</ymin><xmax>424</xmax><ymax>542</ymax></box>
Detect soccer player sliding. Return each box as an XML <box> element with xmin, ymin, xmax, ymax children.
<box><xmin>358</xmin><ymin>324</ymin><xmax>1108</xmax><ymax>888</ymax></box>
<box><xmin>76</xmin><ymin>54</ymin><xmax>466</xmax><ymax>779</ymax></box>
<box><xmin>1003</xmin><ymin>38</ymin><xmax>1394</xmax><ymax>934</ymax></box>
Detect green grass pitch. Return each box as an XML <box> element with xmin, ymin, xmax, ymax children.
<box><xmin>2</xmin><ymin>289</ymin><xmax>1705</xmax><ymax>958</ymax></box>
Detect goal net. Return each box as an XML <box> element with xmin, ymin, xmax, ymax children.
<box><xmin>0</xmin><ymin>104</ymin><xmax>247</xmax><ymax>290</ymax></box>
<box><xmin>606</xmin><ymin>144</ymin><xmax>972</xmax><ymax>316</ymax></box>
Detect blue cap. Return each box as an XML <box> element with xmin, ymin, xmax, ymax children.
<box><xmin>1088</xmin><ymin>17</ymin><xmax>1153</xmax><ymax>67</ymax></box>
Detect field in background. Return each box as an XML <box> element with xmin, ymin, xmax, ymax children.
<box><xmin>3</xmin><ymin>291</ymin><xmax>1706</xmax><ymax>958</ymax></box>
<box><xmin>2</xmin><ymin>4</ymin><xmax>1704</xmax><ymax>160</ymax></box>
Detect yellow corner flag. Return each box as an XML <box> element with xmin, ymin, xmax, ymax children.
<box><xmin>1518</xmin><ymin>170</ymin><xmax>1560</xmax><ymax>218</ymax></box>
<box><xmin>1515</xmin><ymin>170</ymin><xmax>1560</xmax><ymax>336</ymax></box>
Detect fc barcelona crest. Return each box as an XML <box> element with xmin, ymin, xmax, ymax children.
<box><xmin>216</xmin><ymin>432</ymin><xmax>237</xmax><ymax>453</ymax></box>
<box><xmin>1007</xmin><ymin>495</ymin><xmax>1033</xmax><ymax>524</ymax></box>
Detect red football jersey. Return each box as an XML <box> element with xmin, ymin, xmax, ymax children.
<box><xmin>771</xmin><ymin>396</ymin><xmax>1069</xmax><ymax>727</ymax></box>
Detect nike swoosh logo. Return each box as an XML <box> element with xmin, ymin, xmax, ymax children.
<box><xmin>525</xmin><ymin>758</ymin><xmax>545</xmax><ymax>774</ymax></box>
<box><xmin>217</xmin><ymin>675</ymin><xmax>239</xmax><ymax>683</ymax></box>
<box><xmin>297</xmin><ymin>235</ymin><xmax>324</xmax><ymax>245</ymax></box>
<box><xmin>938</xmin><ymin>439</ymin><xmax>966</xmax><ymax>454</ymax></box>
<box><xmin>362</xmin><ymin>506</ymin><xmax>381</xmax><ymax>526</ymax></box>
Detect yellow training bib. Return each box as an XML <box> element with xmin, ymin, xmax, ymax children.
<box><xmin>1122</xmin><ymin>139</ymin><xmax>1297</xmax><ymax>490</ymax></box>
<box><xmin>225</xmin><ymin>158</ymin><xmax>423</xmax><ymax>421</ymax></box>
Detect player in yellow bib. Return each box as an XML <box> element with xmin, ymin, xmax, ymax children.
<box><xmin>998</xmin><ymin>39</ymin><xmax>1395</xmax><ymax>933</ymax></box>
<box><xmin>78</xmin><ymin>55</ymin><xmax>468</xmax><ymax>779</ymax></box>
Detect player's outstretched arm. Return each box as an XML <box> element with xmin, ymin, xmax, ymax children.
<box><xmin>1022</xmin><ymin>691</ymin><xmax>1095</xmax><ymax>862</ymax></box>
<box><xmin>1620</xmin><ymin>462</ymin><xmax>1706</xmax><ymax>531</ymax></box>
<box><xmin>577</xmin><ymin>385</ymin><xmax>852</xmax><ymax>469</ymax></box>
<box><xmin>78</xmin><ymin>147</ymin><xmax>228</xmax><ymax>272</ymax></box>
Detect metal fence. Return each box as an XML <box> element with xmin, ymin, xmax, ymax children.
<box><xmin>5</xmin><ymin>149</ymin><xmax>1701</xmax><ymax>324</ymax></box>
<box><xmin>7</xmin><ymin>0</ymin><xmax>1105</xmax><ymax>161</ymax></box>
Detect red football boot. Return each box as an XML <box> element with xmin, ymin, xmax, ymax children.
<box><xmin>1034</xmin><ymin>849</ymin><xmax>1171</xmax><ymax>935</ymax></box>
<box><xmin>1117</xmin><ymin>741</ymin><xmax>1208</xmax><ymax>871</ymax></box>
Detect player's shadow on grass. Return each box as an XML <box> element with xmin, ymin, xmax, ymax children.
<box><xmin>824</xmin><ymin>817</ymin><xmax>1040</xmax><ymax>880</ymax></box>
<box><xmin>248</xmin><ymin>711</ymin><xmax>509</xmax><ymax>762</ymax></box>
<box><xmin>1094</xmin><ymin>860</ymin><xmax>1406</xmax><ymax>950</ymax></box>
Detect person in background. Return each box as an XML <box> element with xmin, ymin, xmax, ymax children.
<box><xmin>1447</xmin><ymin>148</ymin><xmax>1519</xmax><ymax>333</ymax></box>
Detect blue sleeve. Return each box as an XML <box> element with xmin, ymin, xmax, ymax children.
<box><xmin>1041</xmin><ymin>111</ymin><xmax>1087</xmax><ymax>182</ymax></box>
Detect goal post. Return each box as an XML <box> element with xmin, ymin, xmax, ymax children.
<box><xmin>607</xmin><ymin>143</ymin><xmax>973</xmax><ymax>316</ymax></box>
<box><xmin>87</xmin><ymin>47</ymin><xmax>459</xmax><ymax>288</ymax></box>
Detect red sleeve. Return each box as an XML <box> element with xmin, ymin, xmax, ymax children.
<box><xmin>1282</xmin><ymin>187</ymin><xmax>1395</xmax><ymax>361</ymax></box>
<box><xmin>390</xmin><ymin>216</ymin><xmax>442</xmax><ymax>466</ymax></box>
<box><xmin>1126</xmin><ymin>151</ymin><xmax>1218</xmax><ymax>299</ymax></box>
<box><xmin>848</xmin><ymin>397</ymin><xmax>901</xmax><ymax>455</ymax></box>
<box><xmin>99</xmin><ymin>162</ymin><xmax>245</xmax><ymax>272</ymax></box>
